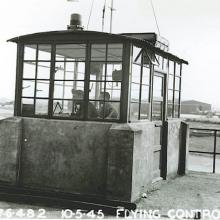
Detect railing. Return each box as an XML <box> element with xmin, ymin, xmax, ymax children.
<box><xmin>189</xmin><ymin>127</ymin><xmax>220</xmax><ymax>173</ymax></box>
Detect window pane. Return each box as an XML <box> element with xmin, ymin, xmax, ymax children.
<box><xmin>107</xmin><ymin>63</ymin><xmax>122</xmax><ymax>81</ymax></box>
<box><xmin>174</xmin><ymin>105</ymin><xmax>180</xmax><ymax>118</ymax></box>
<box><xmin>130</xmin><ymin>102</ymin><xmax>139</xmax><ymax>121</ymax></box>
<box><xmin>175</xmin><ymin>77</ymin><xmax>180</xmax><ymax>91</ymax></box>
<box><xmin>152</xmin><ymin>102</ymin><xmax>162</xmax><ymax>121</ymax></box>
<box><xmin>132</xmin><ymin>64</ymin><xmax>141</xmax><ymax>83</ymax></box>
<box><xmin>168</xmin><ymin>90</ymin><xmax>174</xmax><ymax>103</ymax></box>
<box><xmin>176</xmin><ymin>63</ymin><xmax>181</xmax><ymax>76</ymax></box>
<box><xmin>174</xmin><ymin>91</ymin><xmax>180</xmax><ymax>103</ymax></box>
<box><xmin>89</xmin><ymin>81</ymin><xmax>105</xmax><ymax>100</ymax></box>
<box><xmin>101</xmin><ymin>102</ymin><xmax>120</xmax><ymax>120</ymax></box>
<box><xmin>21</xmin><ymin>98</ymin><xmax>34</xmax><ymax>116</ymax></box>
<box><xmin>107</xmin><ymin>44</ymin><xmax>123</xmax><ymax>61</ymax></box>
<box><xmin>140</xmin><ymin>102</ymin><xmax>150</xmax><ymax>120</ymax></box>
<box><xmin>141</xmin><ymin>85</ymin><xmax>149</xmax><ymax>103</ymax></box>
<box><xmin>38</xmin><ymin>45</ymin><xmax>51</xmax><ymax>60</ymax></box>
<box><xmin>142</xmin><ymin>66</ymin><xmax>150</xmax><ymax>85</ymax></box>
<box><xmin>169</xmin><ymin>61</ymin><xmax>174</xmax><ymax>75</ymax></box>
<box><xmin>168</xmin><ymin>74</ymin><xmax>174</xmax><ymax>90</ymax></box>
<box><xmin>56</xmin><ymin>44</ymin><xmax>86</xmax><ymax>61</ymax></box>
<box><xmin>35</xmin><ymin>99</ymin><xmax>48</xmax><ymax>115</ymax></box>
<box><xmin>23</xmin><ymin>62</ymin><xmax>36</xmax><ymax>79</ymax></box>
<box><xmin>106</xmin><ymin>82</ymin><xmax>121</xmax><ymax>101</ymax></box>
<box><xmin>22</xmin><ymin>80</ymin><xmax>35</xmax><ymax>97</ymax></box>
<box><xmin>37</xmin><ymin>62</ymin><xmax>50</xmax><ymax>79</ymax></box>
<box><xmin>90</xmin><ymin>62</ymin><xmax>105</xmax><ymax>81</ymax></box>
<box><xmin>54</xmin><ymin>81</ymin><xmax>84</xmax><ymax>99</ymax></box>
<box><xmin>55</xmin><ymin>62</ymin><xmax>85</xmax><ymax>80</ymax></box>
<box><xmin>167</xmin><ymin>104</ymin><xmax>173</xmax><ymax>118</ymax></box>
<box><xmin>36</xmin><ymin>80</ymin><xmax>49</xmax><ymax>98</ymax></box>
<box><xmin>91</xmin><ymin>44</ymin><xmax>106</xmax><ymax>61</ymax></box>
<box><xmin>54</xmin><ymin>62</ymin><xmax>65</xmax><ymax>79</ymax></box>
<box><xmin>153</xmin><ymin>76</ymin><xmax>163</xmax><ymax>98</ymax></box>
<box><xmin>53</xmin><ymin>100</ymin><xmax>84</xmax><ymax>119</ymax></box>
<box><xmin>24</xmin><ymin>45</ymin><xmax>37</xmax><ymax>60</ymax></box>
<box><xmin>131</xmin><ymin>83</ymin><xmax>140</xmax><ymax>101</ymax></box>
<box><xmin>87</xmin><ymin>101</ymin><xmax>99</xmax><ymax>119</ymax></box>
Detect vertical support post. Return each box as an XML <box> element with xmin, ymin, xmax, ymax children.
<box><xmin>84</xmin><ymin>43</ymin><xmax>91</xmax><ymax>120</ymax></box>
<box><xmin>120</xmin><ymin>42</ymin><xmax>131</xmax><ymax>123</ymax></box>
<box><xmin>14</xmin><ymin>44</ymin><xmax>24</xmax><ymax>116</ymax></box>
<box><xmin>161</xmin><ymin>120</ymin><xmax>168</xmax><ymax>179</ymax></box>
<box><xmin>48</xmin><ymin>44</ymin><xmax>56</xmax><ymax>119</ymax></box>
<box><xmin>213</xmin><ymin>130</ymin><xmax>217</xmax><ymax>173</ymax></box>
<box><xmin>178</xmin><ymin>122</ymin><xmax>189</xmax><ymax>175</ymax></box>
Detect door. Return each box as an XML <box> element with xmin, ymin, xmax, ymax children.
<box><xmin>152</xmin><ymin>71</ymin><xmax>166</xmax><ymax>180</ymax></box>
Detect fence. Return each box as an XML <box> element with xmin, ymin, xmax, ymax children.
<box><xmin>189</xmin><ymin>127</ymin><xmax>220</xmax><ymax>173</ymax></box>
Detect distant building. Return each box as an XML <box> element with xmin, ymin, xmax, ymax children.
<box><xmin>181</xmin><ymin>100</ymin><xmax>211</xmax><ymax>114</ymax></box>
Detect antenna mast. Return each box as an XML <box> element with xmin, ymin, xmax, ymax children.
<box><xmin>102</xmin><ymin>0</ymin><xmax>106</xmax><ymax>32</ymax></box>
<box><xmin>109</xmin><ymin>0</ymin><xmax>115</xmax><ymax>33</ymax></box>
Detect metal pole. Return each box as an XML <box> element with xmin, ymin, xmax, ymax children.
<box><xmin>102</xmin><ymin>0</ymin><xmax>106</xmax><ymax>32</ymax></box>
<box><xmin>213</xmin><ymin>130</ymin><xmax>217</xmax><ymax>173</ymax></box>
<box><xmin>110</xmin><ymin>0</ymin><xmax>114</xmax><ymax>33</ymax></box>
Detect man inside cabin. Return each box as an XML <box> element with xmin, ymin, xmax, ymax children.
<box><xmin>99</xmin><ymin>92</ymin><xmax>118</xmax><ymax>119</ymax></box>
<box><xmin>71</xmin><ymin>89</ymin><xmax>98</xmax><ymax>119</ymax></box>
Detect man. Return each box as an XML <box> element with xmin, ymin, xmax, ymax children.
<box><xmin>99</xmin><ymin>92</ymin><xmax>118</xmax><ymax>119</ymax></box>
<box><xmin>71</xmin><ymin>89</ymin><xmax>98</xmax><ymax>119</ymax></box>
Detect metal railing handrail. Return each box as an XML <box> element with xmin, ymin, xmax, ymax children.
<box><xmin>189</xmin><ymin>127</ymin><xmax>219</xmax><ymax>173</ymax></box>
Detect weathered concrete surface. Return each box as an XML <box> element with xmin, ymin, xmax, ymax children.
<box><xmin>166</xmin><ymin>119</ymin><xmax>182</xmax><ymax>178</ymax></box>
<box><xmin>106</xmin><ymin>124</ymin><xmax>134</xmax><ymax>201</ymax></box>
<box><xmin>21</xmin><ymin>118</ymin><xmax>112</xmax><ymax>196</ymax></box>
<box><xmin>137</xmin><ymin>171</ymin><xmax>220</xmax><ymax>218</ymax></box>
<box><xmin>0</xmin><ymin>117</ymin><xmax>22</xmax><ymax>184</ymax></box>
<box><xmin>130</xmin><ymin>122</ymin><xmax>155</xmax><ymax>202</ymax></box>
<box><xmin>106</xmin><ymin>122</ymin><xmax>155</xmax><ymax>202</ymax></box>
<box><xmin>0</xmin><ymin>117</ymin><xmax>189</xmax><ymax>202</ymax></box>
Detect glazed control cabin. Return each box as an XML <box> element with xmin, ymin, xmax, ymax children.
<box><xmin>10</xmin><ymin>32</ymin><xmax>186</xmax><ymax>122</ymax></box>
<box><xmin>2</xmin><ymin>20</ymin><xmax>189</xmax><ymax>202</ymax></box>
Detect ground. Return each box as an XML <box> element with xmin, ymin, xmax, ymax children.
<box><xmin>0</xmin><ymin>171</ymin><xmax>219</xmax><ymax>219</ymax></box>
<box><xmin>137</xmin><ymin>171</ymin><xmax>220</xmax><ymax>219</ymax></box>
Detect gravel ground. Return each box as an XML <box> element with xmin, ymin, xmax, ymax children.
<box><xmin>137</xmin><ymin>171</ymin><xmax>220</xmax><ymax>219</ymax></box>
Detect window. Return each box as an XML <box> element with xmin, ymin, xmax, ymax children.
<box><xmin>167</xmin><ymin>61</ymin><xmax>181</xmax><ymax>118</ymax></box>
<box><xmin>152</xmin><ymin>75</ymin><xmax>164</xmax><ymax>121</ymax></box>
<box><xmin>53</xmin><ymin>44</ymin><xmax>86</xmax><ymax>119</ymax></box>
<box><xmin>88</xmin><ymin>44</ymin><xmax>123</xmax><ymax>120</ymax></box>
<box><xmin>21</xmin><ymin>44</ymin><xmax>51</xmax><ymax>116</ymax></box>
<box><xmin>130</xmin><ymin>46</ymin><xmax>151</xmax><ymax>121</ymax></box>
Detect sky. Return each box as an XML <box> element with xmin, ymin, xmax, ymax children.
<box><xmin>1</xmin><ymin>0</ymin><xmax>220</xmax><ymax>109</ymax></box>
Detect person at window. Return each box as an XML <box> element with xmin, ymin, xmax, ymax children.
<box><xmin>71</xmin><ymin>89</ymin><xmax>98</xmax><ymax>119</ymax></box>
<box><xmin>99</xmin><ymin>92</ymin><xmax>118</xmax><ymax>119</ymax></box>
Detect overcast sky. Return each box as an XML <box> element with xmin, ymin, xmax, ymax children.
<box><xmin>1</xmin><ymin>0</ymin><xmax>220</xmax><ymax>109</ymax></box>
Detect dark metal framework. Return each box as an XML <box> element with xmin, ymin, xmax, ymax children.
<box><xmin>9</xmin><ymin>31</ymin><xmax>187</xmax><ymax>123</ymax></box>
<box><xmin>190</xmin><ymin>127</ymin><xmax>220</xmax><ymax>174</ymax></box>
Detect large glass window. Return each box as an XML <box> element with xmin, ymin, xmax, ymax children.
<box><xmin>88</xmin><ymin>44</ymin><xmax>123</xmax><ymax>120</ymax></box>
<box><xmin>167</xmin><ymin>61</ymin><xmax>181</xmax><ymax>118</ymax></box>
<box><xmin>130</xmin><ymin>46</ymin><xmax>151</xmax><ymax>121</ymax></box>
<box><xmin>21</xmin><ymin>44</ymin><xmax>51</xmax><ymax>116</ymax></box>
<box><xmin>53</xmin><ymin>44</ymin><xmax>86</xmax><ymax>119</ymax></box>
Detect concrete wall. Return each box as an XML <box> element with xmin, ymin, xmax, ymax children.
<box><xmin>0</xmin><ymin>117</ymin><xmax>188</xmax><ymax>202</ymax></box>
<box><xmin>21</xmin><ymin>118</ymin><xmax>112</xmax><ymax>196</ymax></box>
<box><xmin>0</xmin><ymin>117</ymin><xmax>22</xmax><ymax>184</ymax></box>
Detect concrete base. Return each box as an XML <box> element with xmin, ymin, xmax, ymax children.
<box><xmin>0</xmin><ymin>117</ymin><xmax>189</xmax><ymax>202</ymax></box>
